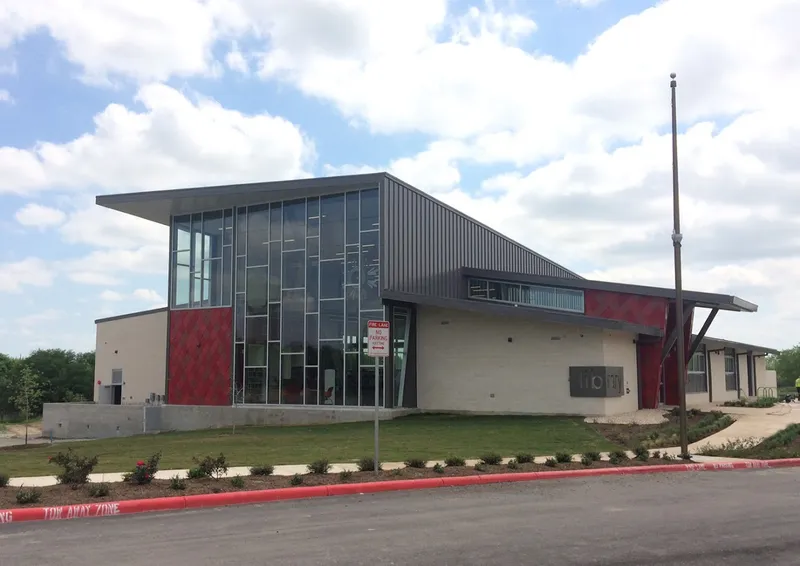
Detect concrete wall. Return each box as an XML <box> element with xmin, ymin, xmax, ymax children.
<box><xmin>94</xmin><ymin>309</ymin><xmax>168</xmax><ymax>405</ymax></box>
<box><xmin>42</xmin><ymin>403</ymin><xmax>413</xmax><ymax>439</ymax></box>
<box><xmin>415</xmin><ymin>306</ymin><xmax>639</xmax><ymax>416</ymax></box>
<box><xmin>707</xmin><ymin>349</ymin><xmax>737</xmax><ymax>404</ymax></box>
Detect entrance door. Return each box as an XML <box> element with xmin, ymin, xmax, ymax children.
<box><xmin>392</xmin><ymin>308</ymin><xmax>410</xmax><ymax>407</ymax></box>
<box><xmin>112</xmin><ymin>385</ymin><xmax>122</xmax><ymax>405</ymax></box>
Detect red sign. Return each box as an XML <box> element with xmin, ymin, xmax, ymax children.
<box><xmin>367</xmin><ymin>320</ymin><xmax>390</xmax><ymax>358</ymax></box>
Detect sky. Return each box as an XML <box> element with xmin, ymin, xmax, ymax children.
<box><xmin>0</xmin><ymin>0</ymin><xmax>798</xmax><ymax>356</ymax></box>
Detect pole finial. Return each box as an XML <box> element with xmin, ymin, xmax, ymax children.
<box><xmin>670</xmin><ymin>72</ymin><xmax>676</xmax><ymax>79</ymax></box>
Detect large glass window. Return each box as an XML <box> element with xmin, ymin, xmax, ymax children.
<box><xmin>467</xmin><ymin>277</ymin><xmax>584</xmax><ymax>313</ymax></box>
<box><xmin>171</xmin><ymin>209</ymin><xmax>233</xmax><ymax>309</ymax></box>
<box><xmin>687</xmin><ymin>349</ymin><xmax>708</xmax><ymax>393</ymax></box>
<box><xmin>725</xmin><ymin>349</ymin><xmax>738</xmax><ymax>391</ymax></box>
<box><xmin>232</xmin><ymin>188</ymin><xmax>385</xmax><ymax>406</ymax></box>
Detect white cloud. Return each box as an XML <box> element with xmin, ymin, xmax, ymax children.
<box><xmin>225</xmin><ymin>41</ymin><xmax>248</xmax><ymax>74</ymax></box>
<box><xmin>99</xmin><ymin>290</ymin><xmax>124</xmax><ymax>301</ymax></box>
<box><xmin>0</xmin><ymin>89</ymin><xmax>12</xmax><ymax>103</ymax></box>
<box><xmin>14</xmin><ymin>203</ymin><xmax>66</xmax><ymax>229</ymax></box>
<box><xmin>0</xmin><ymin>83</ymin><xmax>314</xmax><ymax>195</ymax></box>
<box><xmin>100</xmin><ymin>288</ymin><xmax>165</xmax><ymax>305</ymax></box>
<box><xmin>0</xmin><ymin>258</ymin><xmax>54</xmax><ymax>293</ymax></box>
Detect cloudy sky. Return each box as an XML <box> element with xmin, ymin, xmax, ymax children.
<box><xmin>0</xmin><ymin>0</ymin><xmax>797</xmax><ymax>356</ymax></box>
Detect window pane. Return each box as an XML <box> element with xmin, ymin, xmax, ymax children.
<box><xmin>307</xmin><ymin>236</ymin><xmax>319</xmax><ymax>258</ymax></box>
<box><xmin>360</xmin><ymin>188</ymin><xmax>379</xmax><ymax>230</ymax></box>
<box><xmin>307</xmin><ymin>197</ymin><xmax>320</xmax><ymax>237</ymax></box>
<box><xmin>282</xmin><ymin>199</ymin><xmax>305</xmax><ymax>251</ymax></box>
<box><xmin>346</xmin><ymin>191</ymin><xmax>359</xmax><ymax>245</ymax></box>
<box><xmin>345</xmin><ymin>291</ymin><xmax>359</xmax><ymax>353</ymax></box>
<box><xmin>282</xmin><ymin>250</ymin><xmax>305</xmax><ymax>289</ymax></box>
<box><xmin>207</xmin><ymin>258</ymin><xmax>222</xmax><ymax>307</ymax></box>
<box><xmin>306</xmin><ymin>256</ymin><xmax>319</xmax><ymax>313</ymax></box>
<box><xmin>281</xmin><ymin>354</ymin><xmax>305</xmax><ymax>404</ymax></box>
<box><xmin>236</xmin><ymin>256</ymin><xmax>246</xmax><ymax>293</ymax></box>
<box><xmin>173</xmin><ymin>215</ymin><xmax>191</xmax><ymax>251</ymax></box>
<box><xmin>320</xmin><ymin>194</ymin><xmax>345</xmax><ymax>259</ymax></box>
<box><xmin>359</xmin><ymin>366</ymin><xmax>383</xmax><ymax>407</ymax></box>
<box><xmin>360</xmin><ymin>230</ymin><xmax>380</xmax><ymax>310</ymax></box>
<box><xmin>244</xmin><ymin>368</ymin><xmax>267</xmax><ymax>404</ymax></box>
<box><xmin>192</xmin><ymin>273</ymin><xmax>202</xmax><ymax>307</ymax></box>
<box><xmin>191</xmin><ymin>213</ymin><xmax>202</xmax><ymax>270</ymax></box>
<box><xmin>320</xmin><ymin>299</ymin><xmax>344</xmax><ymax>340</ymax></box>
<box><xmin>269</xmin><ymin>303</ymin><xmax>281</xmax><ymax>341</ymax></box>
<box><xmin>469</xmin><ymin>279</ymin><xmax>487</xmax><ymax>298</ymax></box>
<box><xmin>223</xmin><ymin>209</ymin><xmax>233</xmax><ymax>246</ymax></box>
<box><xmin>202</xmin><ymin>211</ymin><xmax>223</xmax><ymax>259</ymax></box>
<box><xmin>320</xmin><ymin>260</ymin><xmax>344</xmax><ymax>299</ymax></box>
<box><xmin>246</xmin><ymin>204</ymin><xmax>270</xmax><ymax>266</ymax></box>
<box><xmin>173</xmin><ymin>263</ymin><xmax>190</xmax><ymax>308</ymax></box>
<box><xmin>269</xmin><ymin>242</ymin><xmax>282</xmax><ymax>302</ymax></box>
<box><xmin>281</xmin><ymin>289</ymin><xmax>305</xmax><ymax>353</ymax></box>
<box><xmin>234</xmin><ymin>344</ymin><xmax>244</xmax><ymax>403</ymax></box>
<box><xmin>304</xmin><ymin>367</ymin><xmax>319</xmax><ymax>405</ymax></box>
<box><xmin>236</xmin><ymin>208</ymin><xmax>247</xmax><ymax>255</ymax></box>
<box><xmin>346</xmin><ymin>246</ymin><xmax>359</xmax><ymax>285</ymax></box>
<box><xmin>246</xmin><ymin>267</ymin><xmax>268</xmax><ymax>315</ymax></box>
<box><xmin>267</xmin><ymin>342</ymin><xmax>280</xmax><ymax>404</ymax></box>
<box><xmin>235</xmin><ymin>293</ymin><xmax>245</xmax><ymax>342</ymax></box>
<box><xmin>245</xmin><ymin>317</ymin><xmax>267</xmax><ymax>366</ymax></box>
<box><xmin>345</xmin><ymin>353</ymin><xmax>359</xmax><ymax>405</ymax></box>
<box><xmin>269</xmin><ymin>203</ymin><xmax>282</xmax><ymax>241</ymax></box>
<box><xmin>320</xmin><ymin>342</ymin><xmax>344</xmax><ymax>405</ymax></box>
<box><xmin>222</xmin><ymin>247</ymin><xmax>232</xmax><ymax>306</ymax></box>
<box><xmin>306</xmin><ymin>314</ymin><xmax>318</xmax><ymax>365</ymax></box>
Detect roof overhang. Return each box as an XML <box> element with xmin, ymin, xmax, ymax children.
<box><xmin>382</xmin><ymin>290</ymin><xmax>663</xmax><ymax>337</ymax></box>
<box><xmin>462</xmin><ymin>268</ymin><xmax>758</xmax><ymax>313</ymax></box>
<box><xmin>699</xmin><ymin>335</ymin><xmax>779</xmax><ymax>355</ymax></box>
<box><xmin>95</xmin><ymin>173</ymin><xmax>388</xmax><ymax>226</ymax></box>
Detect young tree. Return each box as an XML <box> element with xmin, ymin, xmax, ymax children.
<box><xmin>11</xmin><ymin>365</ymin><xmax>43</xmax><ymax>445</ymax></box>
<box><xmin>773</xmin><ymin>346</ymin><xmax>800</xmax><ymax>388</ymax></box>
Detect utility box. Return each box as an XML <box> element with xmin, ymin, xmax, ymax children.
<box><xmin>568</xmin><ymin>366</ymin><xmax>624</xmax><ymax>398</ymax></box>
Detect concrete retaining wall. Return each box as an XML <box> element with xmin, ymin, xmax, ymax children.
<box><xmin>42</xmin><ymin>403</ymin><xmax>415</xmax><ymax>439</ymax></box>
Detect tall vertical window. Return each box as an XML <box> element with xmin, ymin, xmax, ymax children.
<box><xmin>687</xmin><ymin>349</ymin><xmax>708</xmax><ymax>393</ymax></box>
<box><xmin>232</xmin><ymin>188</ymin><xmax>386</xmax><ymax>407</ymax></box>
<box><xmin>171</xmin><ymin>209</ymin><xmax>233</xmax><ymax>309</ymax></box>
<box><xmin>724</xmin><ymin>349</ymin><xmax>738</xmax><ymax>391</ymax></box>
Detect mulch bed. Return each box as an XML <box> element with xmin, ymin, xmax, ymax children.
<box><xmin>1</xmin><ymin>458</ymin><xmax>684</xmax><ymax>509</ymax></box>
<box><xmin>590</xmin><ymin>411</ymin><xmax>717</xmax><ymax>449</ymax></box>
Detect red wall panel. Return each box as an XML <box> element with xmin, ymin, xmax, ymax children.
<box><xmin>663</xmin><ymin>306</ymin><xmax>695</xmax><ymax>406</ymax></box>
<box><xmin>584</xmin><ymin>289</ymin><xmax>669</xmax><ymax>328</ymax></box>
<box><xmin>637</xmin><ymin>340</ymin><xmax>663</xmax><ymax>410</ymax></box>
<box><xmin>168</xmin><ymin>308</ymin><xmax>233</xmax><ymax>406</ymax></box>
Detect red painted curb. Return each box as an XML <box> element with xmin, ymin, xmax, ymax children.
<box><xmin>3</xmin><ymin>458</ymin><xmax>800</xmax><ymax>525</ymax></box>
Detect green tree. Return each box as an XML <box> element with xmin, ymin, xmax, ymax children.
<box><xmin>0</xmin><ymin>354</ymin><xmax>19</xmax><ymax>420</ymax></box>
<box><xmin>10</xmin><ymin>365</ymin><xmax>43</xmax><ymax>443</ymax></box>
<box><xmin>24</xmin><ymin>349</ymin><xmax>94</xmax><ymax>404</ymax></box>
<box><xmin>772</xmin><ymin>346</ymin><xmax>800</xmax><ymax>387</ymax></box>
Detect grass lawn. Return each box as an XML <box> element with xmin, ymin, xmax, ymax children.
<box><xmin>0</xmin><ymin>414</ymin><xmax>619</xmax><ymax>477</ymax></box>
<box><xmin>701</xmin><ymin>423</ymin><xmax>800</xmax><ymax>460</ymax></box>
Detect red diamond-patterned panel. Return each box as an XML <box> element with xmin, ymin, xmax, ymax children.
<box><xmin>168</xmin><ymin>308</ymin><xmax>233</xmax><ymax>406</ymax></box>
<box><xmin>584</xmin><ymin>289</ymin><xmax>669</xmax><ymax>330</ymax></box>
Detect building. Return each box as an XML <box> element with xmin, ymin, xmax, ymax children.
<box><xmin>91</xmin><ymin>173</ymin><xmax>777</xmax><ymax>419</ymax></box>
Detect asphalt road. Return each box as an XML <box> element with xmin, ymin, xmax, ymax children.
<box><xmin>2</xmin><ymin>469</ymin><xmax>800</xmax><ymax>565</ymax></box>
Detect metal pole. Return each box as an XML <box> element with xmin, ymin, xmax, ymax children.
<box><xmin>670</xmin><ymin>72</ymin><xmax>689</xmax><ymax>458</ymax></box>
<box><xmin>374</xmin><ymin>359</ymin><xmax>380</xmax><ymax>474</ymax></box>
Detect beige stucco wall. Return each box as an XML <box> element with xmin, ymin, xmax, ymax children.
<box><xmin>94</xmin><ymin>309</ymin><xmax>168</xmax><ymax>405</ymax></box>
<box><xmin>708</xmin><ymin>349</ymin><xmax>737</xmax><ymax>403</ymax></box>
<box><xmin>415</xmin><ymin>306</ymin><xmax>639</xmax><ymax>416</ymax></box>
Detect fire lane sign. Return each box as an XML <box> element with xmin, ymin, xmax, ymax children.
<box><xmin>367</xmin><ymin>320</ymin><xmax>390</xmax><ymax>357</ymax></box>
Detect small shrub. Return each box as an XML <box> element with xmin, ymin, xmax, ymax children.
<box><xmin>610</xmin><ymin>450</ymin><xmax>628</xmax><ymax>461</ymax></box>
<box><xmin>404</xmin><ymin>458</ymin><xmax>428</xmax><ymax>469</ymax></box>
<box><xmin>634</xmin><ymin>446</ymin><xmax>649</xmax><ymax>461</ymax></box>
<box><xmin>16</xmin><ymin>488</ymin><xmax>41</xmax><ymax>505</ymax></box>
<box><xmin>193</xmin><ymin>453</ymin><xmax>229</xmax><ymax>479</ymax></box>
<box><xmin>356</xmin><ymin>457</ymin><xmax>381</xmax><ymax>472</ymax></box>
<box><xmin>50</xmin><ymin>449</ymin><xmax>99</xmax><ymax>488</ymax></box>
<box><xmin>554</xmin><ymin>452</ymin><xmax>572</xmax><ymax>464</ymax></box>
<box><xmin>339</xmin><ymin>470</ymin><xmax>354</xmax><ymax>481</ymax></box>
<box><xmin>211</xmin><ymin>487</ymin><xmax>222</xmax><ymax>494</ymax></box>
<box><xmin>444</xmin><ymin>456</ymin><xmax>466</xmax><ymax>467</ymax></box>
<box><xmin>290</xmin><ymin>474</ymin><xmax>303</xmax><ymax>486</ymax></box>
<box><xmin>230</xmin><ymin>475</ymin><xmax>245</xmax><ymax>489</ymax></box>
<box><xmin>680</xmin><ymin>452</ymin><xmax>692</xmax><ymax>461</ymax></box>
<box><xmin>250</xmin><ymin>464</ymin><xmax>274</xmax><ymax>476</ymax></box>
<box><xmin>124</xmin><ymin>452</ymin><xmax>161</xmax><ymax>485</ymax></box>
<box><xmin>433</xmin><ymin>463</ymin><xmax>445</xmax><ymax>474</ymax></box>
<box><xmin>0</xmin><ymin>473</ymin><xmax>9</xmax><ymax>488</ymax></box>
<box><xmin>583</xmin><ymin>451</ymin><xmax>601</xmax><ymax>462</ymax></box>
<box><xmin>88</xmin><ymin>483</ymin><xmax>110</xmax><ymax>498</ymax></box>
<box><xmin>652</xmin><ymin>450</ymin><xmax>661</xmax><ymax>459</ymax></box>
<box><xmin>170</xmin><ymin>475</ymin><xmax>187</xmax><ymax>490</ymax></box>
<box><xmin>307</xmin><ymin>459</ymin><xmax>330</xmax><ymax>474</ymax></box>
<box><xmin>662</xmin><ymin>453</ymin><xmax>675</xmax><ymax>461</ymax></box>
<box><xmin>507</xmin><ymin>459</ymin><xmax>519</xmax><ymax>470</ymax></box>
<box><xmin>515</xmin><ymin>453</ymin><xmax>534</xmax><ymax>464</ymax></box>
<box><xmin>480</xmin><ymin>453</ymin><xmax>503</xmax><ymax>466</ymax></box>
<box><xmin>187</xmin><ymin>467</ymin><xmax>206</xmax><ymax>480</ymax></box>
<box><xmin>474</xmin><ymin>463</ymin><xmax>488</xmax><ymax>472</ymax></box>
<box><xmin>390</xmin><ymin>468</ymin><xmax>403</xmax><ymax>476</ymax></box>
<box><xmin>580</xmin><ymin>455</ymin><xmax>593</xmax><ymax>467</ymax></box>
<box><xmin>544</xmin><ymin>458</ymin><xmax>557</xmax><ymax>467</ymax></box>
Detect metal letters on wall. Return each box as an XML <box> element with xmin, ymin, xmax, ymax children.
<box><xmin>568</xmin><ymin>366</ymin><xmax>624</xmax><ymax>398</ymax></box>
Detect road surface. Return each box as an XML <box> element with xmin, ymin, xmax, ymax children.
<box><xmin>2</xmin><ymin>469</ymin><xmax>798</xmax><ymax>565</ymax></box>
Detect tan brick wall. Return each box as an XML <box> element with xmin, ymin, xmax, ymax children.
<box><xmin>416</xmin><ymin>306</ymin><xmax>639</xmax><ymax>416</ymax></box>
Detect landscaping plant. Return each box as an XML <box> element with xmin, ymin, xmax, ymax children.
<box><xmin>444</xmin><ymin>456</ymin><xmax>466</xmax><ymax>467</ymax></box>
<box><xmin>230</xmin><ymin>475</ymin><xmax>245</xmax><ymax>489</ymax></box>
<box><xmin>50</xmin><ymin>448</ymin><xmax>98</xmax><ymax>488</ymax></box>
<box><xmin>88</xmin><ymin>483</ymin><xmax>110</xmax><ymax>498</ymax></box>
<box><xmin>544</xmin><ymin>457</ymin><xmax>557</xmax><ymax>467</ymax></box>
<box><xmin>170</xmin><ymin>475</ymin><xmax>187</xmax><ymax>490</ymax></box>
<box><xmin>554</xmin><ymin>452</ymin><xmax>572</xmax><ymax>463</ymax></box>
<box><xmin>290</xmin><ymin>474</ymin><xmax>303</xmax><ymax>486</ymax></box>
<box><xmin>404</xmin><ymin>458</ymin><xmax>427</xmax><ymax>469</ymax></box>
<box><xmin>307</xmin><ymin>459</ymin><xmax>330</xmax><ymax>474</ymax></box>
<box><xmin>124</xmin><ymin>452</ymin><xmax>161</xmax><ymax>485</ymax></box>
<box><xmin>193</xmin><ymin>453</ymin><xmax>229</xmax><ymax>479</ymax></box>
<box><xmin>356</xmin><ymin>457</ymin><xmax>381</xmax><ymax>472</ymax></box>
<box><xmin>16</xmin><ymin>488</ymin><xmax>41</xmax><ymax>505</ymax></box>
<box><xmin>479</xmin><ymin>453</ymin><xmax>502</xmax><ymax>466</ymax></box>
<box><xmin>0</xmin><ymin>472</ymin><xmax>9</xmax><ymax>488</ymax></box>
<box><xmin>515</xmin><ymin>453</ymin><xmax>534</xmax><ymax>464</ymax></box>
<box><xmin>249</xmin><ymin>464</ymin><xmax>275</xmax><ymax>476</ymax></box>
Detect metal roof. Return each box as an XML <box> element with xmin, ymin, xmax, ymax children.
<box><xmin>382</xmin><ymin>290</ymin><xmax>663</xmax><ymax>337</ymax></box>
<box><xmin>699</xmin><ymin>335</ymin><xmax>778</xmax><ymax>355</ymax></box>
<box><xmin>94</xmin><ymin>306</ymin><xmax>168</xmax><ymax>324</ymax></box>
<box><xmin>462</xmin><ymin>268</ymin><xmax>758</xmax><ymax>313</ymax></box>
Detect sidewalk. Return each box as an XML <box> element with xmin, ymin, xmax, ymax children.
<box><xmin>7</xmin><ymin>451</ymin><xmax>749</xmax><ymax>488</ymax></box>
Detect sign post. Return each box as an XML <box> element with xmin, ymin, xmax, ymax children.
<box><xmin>367</xmin><ymin>320</ymin><xmax>390</xmax><ymax>474</ymax></box>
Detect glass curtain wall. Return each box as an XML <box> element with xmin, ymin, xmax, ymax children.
<box><xmin>171</xmin><ymin>210</ymin><xmax>234</xmax><ymax>309</ymax></box>
<box><xmin>233</xmin><ymin>188</ymin><xmax>386</xmax><ymax>407</ymax></box>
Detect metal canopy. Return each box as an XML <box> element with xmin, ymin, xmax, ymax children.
<box><xmin>462</xmin><ymin>268</ymin><xmax>759</xmax><ymax>313</ymax></box>
<box><xmin>382</xmin><ymin>290</ymin><xmax>663</xmax><ymax>337</ymax></box>
<box><xmin>95</xmin><ymin>173</ymin><xmax>389</xmax><ymax>226</ymax></box>
<box><xmin>698</xmin><ymin>335</ymin><xmax>778</xmax><ymax>356</ymax></box>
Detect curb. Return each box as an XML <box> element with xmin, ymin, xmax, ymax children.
<box><xmin>3</xmin><ymin>458</ymin><xmax>798</xmax><ymax>525</ymax></box>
